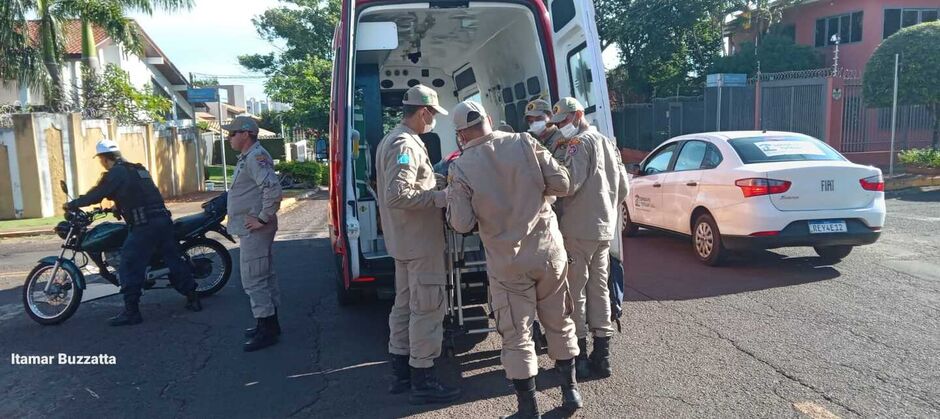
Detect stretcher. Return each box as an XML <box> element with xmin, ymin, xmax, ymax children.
<box><xmin>442</xmin><ymin>225</ymin><xmax>494</xmax><ymax>356</ymax></box>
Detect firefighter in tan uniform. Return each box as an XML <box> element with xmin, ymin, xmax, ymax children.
<box><xmin>551</xmin><ymin>97</ymin><xmax>629</xmax><ymax>379</ymax></box>
<box><xmin>375</xmin><ymin>85</ymin><xmax>461</xmax><ymax>405</ymax></box>
<box><xmin>525</xmin><ymin>99</ymin><xmax>567</xmax><ymax>161</ymax></box>
<box><xmin>224</xmin><ymin>116</ymin><xmax>284</xmax><ymax>352</ymax></box>
<box><xmin>446</xmin><ymin>101</ymin><xmax>583</xmax><ymax>418</ymax></box>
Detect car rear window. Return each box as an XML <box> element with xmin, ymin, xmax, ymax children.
<box><xmin>729</xmin><ymin>136</ymin><xmax>844</xmax><ymax>164</ymax></box>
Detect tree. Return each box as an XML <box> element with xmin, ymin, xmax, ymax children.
<box><xmin>595</xmin><ymin>0</ymin><xmax>727</xmax><ymax>101</ymax></box>
<box><xmin>84</xmin><ymin>64</ymin><xmax>172</xmax><ymax>125</ymax></box>
<box><xmin>0</xmin><ymin>0</ymin><xmax>192</xmax><ymax>109</ymax></box>
<box><xmin>865</xmin><ymin>21</ymin><xmax>940</xmax><ymax>149</ymax></box>
<box><xmin>709</xmin><ymin>33</ymin><xmax>822</xmax><ymax>74</ymax></box>
<box><xmin>239</xmin><ymin>0</ymin><xmax>340</xmax><ymax>131</ymax></box>
<box><xmin>723</xmin><ymin>0</ymin><xmax>808</xmax><ymax>48</ymax></box>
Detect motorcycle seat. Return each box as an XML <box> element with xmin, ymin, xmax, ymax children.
<box><xmin>173</xmin><ymin>212</ymin><xmax>213</xmax><ymax>239</ymax></box>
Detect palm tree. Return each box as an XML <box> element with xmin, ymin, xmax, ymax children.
<box><xmin>0</xmin><ymin>0</ymin><xmax>193</xmax><ymax>109</ymax></box>
<box><xmin>724</xmin><ymin>0</ymin><xmax>807</xmax><ymax>48</ymax></box>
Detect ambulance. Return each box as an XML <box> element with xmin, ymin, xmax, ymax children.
<box><xmin>328</xmin><ymin>0</ymin><xmax>615</xmax><ymax>303</ymax></box>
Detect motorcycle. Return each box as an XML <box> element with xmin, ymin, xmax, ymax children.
<box><xmin>23</xmin><ymin>181</ymin><xmax>234</xmax><ymax>325</ymax></box>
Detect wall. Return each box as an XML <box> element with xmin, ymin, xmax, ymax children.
<box><xmin>0</xmin><ymin>136</ymin><xmax>14</xmax><ymax>219</ymax></box>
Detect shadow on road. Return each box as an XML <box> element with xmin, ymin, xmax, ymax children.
<box><xmin>890</xmin><ymin>188</ymin><xmax>940</xmax><ymax>202</ymax></box>
<box><xmin>623</xmin><ymin>230</ymin><xmax>841</xmax><ymax>301</ymax></box>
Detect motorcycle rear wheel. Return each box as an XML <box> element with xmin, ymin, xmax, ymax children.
<box><xmin>181</xmin><ymin>238</ymin><xmax>232</xmax><ymax>296</ymax></box>
<box><xmin>23</xmin><ymin>262</ymin><xmax>83</xmax><ymax>325</ymax></box>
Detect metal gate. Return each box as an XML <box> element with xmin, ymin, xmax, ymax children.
<box><xmin>759</xmin><ymin>78</ymin><xmax>827</xmax><ymax>140</ymax></box>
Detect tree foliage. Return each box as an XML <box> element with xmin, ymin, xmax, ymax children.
<box><xmin>864</xmin><ymin>21</ymin><xmax>940</xmax><ymax>149</ymax></box>
<box><xmin>239</xmin><ymin>0</ymin><xmax>340</xmax><ymax>131</ymax></box>
<box><xmin>709</xmin><ymin>33</ymin><xmax>822</xmax><ymax>75</ymax></box>
<box><xmin>595</xmin><ymin>0</ymin><xmax>727</xmax><ymax>102</ymax></box>
<box><xmin>84</xmin><ymin>64</ymin><xmax>172</xmax><ymax>125</ymax></box>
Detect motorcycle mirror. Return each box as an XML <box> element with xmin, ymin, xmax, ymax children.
<box><xmin>59</xmin><ymin>180</ymin><xmax>68</xmax><ymax>194</ymax></box>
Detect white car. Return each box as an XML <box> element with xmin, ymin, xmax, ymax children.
<box><xmin>624</xmin><ymin>131</ymin><xmax>886</xmax><ymax>266</ymax></box>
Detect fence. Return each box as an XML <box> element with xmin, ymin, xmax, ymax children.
<box><xmin>0</xmin><ymin>113</ymin><xmax>204</xmax><ymax>220</ymax></box>
<box><xmin>612</xmin><ymin>68</ymin><xmax>934</xmax><ymax>166</ymax></box>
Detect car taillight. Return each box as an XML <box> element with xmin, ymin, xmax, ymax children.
<box><xmin>735</xmin><ymin>178</ymin><xmax>791</xmax><ymax>198</ymax></box>
<box><xmin>860</xmin><ymin>175</ymin><xmax>884</xmax><ymax>192</ymax></box>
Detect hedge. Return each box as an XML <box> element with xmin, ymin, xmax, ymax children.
<box><xmin>275</xmin><ymin>161</ymin><xmax>328</xmax><ymax>186</ymax></box>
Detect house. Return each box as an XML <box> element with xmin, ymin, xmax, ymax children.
<box><xmin>0</xmin><ymin>19</ymin><xmax>194</xmax><ymax>120</ymax></box>
<box><xmin>727</xmin><ymin>0</ymin><xmax>939</xmax><ymax>72</ymax></box>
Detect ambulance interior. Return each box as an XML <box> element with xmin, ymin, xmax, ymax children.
<box><xmin>351</xmin><ymin>3</ymin><xmax>550</xmax><ymax>259</ymax></box>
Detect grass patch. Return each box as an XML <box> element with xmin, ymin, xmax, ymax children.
<box><xmin>0</xmin><ymin>216</ymin><xmax>61</xmax><ymax>232</ymax></box>
<box><xmin>205</xmin><ymin>165</ymin><xmax>235</xmax><ymax>183</ymax></box>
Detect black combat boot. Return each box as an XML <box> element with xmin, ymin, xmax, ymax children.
<box><xmin>388</xmin><ymin>354</ymin><xmax>411</xmax><ymax>394</ymax></box>
<box><xmin>108</xmin><ymin>300</ymin><xmax>143</xmax><ymax>326</ymax></box>
<box><xmin>589</xmin><ymin>336</ymin><xmax>612</xmax><ymax>378</ymax></box>
<box><xmin>185</xmin><ymin>289</ymin><xmax>202</xmax><ymax>312</ymax></box>
<box><xmin>408</xmin><ymin>366</ymin><xmax>461</xmax><ymax>405</ymax></box>
<box><xmin>245</xmin><ymin>308</ymin><xmax>280</xmax><ymax>338</ymax></box>
<box><xmin>575</xmin><ymin>338</ymin><xmax>591</xmax><ymax>379</ymax></box>
<box><xmin>243</xmin><ymin>314</ymin><xmax>279</xmax><ymax>352</ymax></box>
<box><xmin>556</xmin><ymin>358</ymin><xmax>583</xmax><ymax>412</ymax></box>
<box><xmin>499</xmin><ymin>377</ymin><xmax>540</xmax><ymax>419</ymax></box>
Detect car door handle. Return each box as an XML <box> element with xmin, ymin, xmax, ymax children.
<box><xmin>686</xmin><ymin>182</ymin><xmax>698</xmax><ymax>187</ymax></box>
<box><xmin>653</xmin><ymin>183</ymin><xmax>662</xmax><ymax>188</ymax></box>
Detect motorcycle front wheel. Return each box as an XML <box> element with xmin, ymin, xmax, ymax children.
<box><xmin>181</xmin><ymin>238</ymin><xmax>232</xmax><ymax>297</ymax></box>
<box><xmin>23</xmin><ymin>261</ymin><xmax>83</xmax><ymax>325</ymax></box>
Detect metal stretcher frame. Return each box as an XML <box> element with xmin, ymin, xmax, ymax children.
<box><xmin>442</xmin><ymin>224</ymin><xmax>495</xmax><ymax>356</ymax></box>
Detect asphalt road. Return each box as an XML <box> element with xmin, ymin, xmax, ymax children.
<box><xmin>0</xmin><ymin>190</ymin><xmax>938</xmax><ymax>418</ymax></box>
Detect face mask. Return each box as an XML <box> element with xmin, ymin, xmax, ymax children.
<box><xmin>421</xmin><ymin>110</ymin><xmax>436</xmax><ymax>134</ymax></box>
<box><xmin>559</xmin><ymin>120</ymin><xmax>579</xmax><ymax>139</ymax></box>
<box><xmin>528</xmin><ymin>120</ymin><xmax>547</xmax><ymax>135</ymax></box>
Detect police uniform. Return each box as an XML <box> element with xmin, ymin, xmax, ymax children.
<box><xmin>447</xmin><ymin>101</ymin><xmax>582</xmax><ymax>415</ymax></box>
<box><xmin>551</xmin><ymin>98</ymin><xmax>629</xmax><ymax>378</ymax></box>
<box><xmin>227</xmin><ymin>137</ymin><xmax>282</xmax><ymax>322</ymax></box>
<box><xmin>67</xmin><ymin>142</ymin><xmax>198</xmax><ymax>325</ymax></box>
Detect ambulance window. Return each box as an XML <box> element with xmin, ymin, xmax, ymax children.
<box><xmin>567</xmin><ymin>43</ymin><xmax>596</xmax><ymax>113</ymax></box>
<box><xmin>527</xmin><ymin>77</ymin><xmax>541</xmax><ymax>95</ymax></box>
<box><xmin>552</xmin><ymin>0</ymin><xmax>576</xmax><ymax>32</ymax></box>
<box><xmin>455</xmin><ymin>67</ymin><xmax>476</xmax><ymax>91</ymax></box>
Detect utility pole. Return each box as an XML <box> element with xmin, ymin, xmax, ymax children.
<box><xmin>889</xmin><ymin>53</ymin><xmax>900</xmax><ymax>175</ymax></box>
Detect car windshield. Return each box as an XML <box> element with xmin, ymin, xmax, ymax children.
<box><xmin>728</xmin><ymin>135</ymin><xmax>844</xmax><ymax>164</ymax></box>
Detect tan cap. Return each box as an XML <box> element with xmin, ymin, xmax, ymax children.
<box><xmin>221</xmin><ymin>115</ymin><xmax>259</xmax><ymax>134</ymax></box>
<box><xmin>524</xmin><ymin>99</ymin><xmax>552</xmax><ymax>117</ymax></box>
<box><xmin>549</xmin><ymin>97</ymin><xmax>585</xmax><ymax>123</ymax></box>
<box><xmin>452</xmin><ymin>100</ymin><xmax>487</xmax><ymax>130</ymax></box>
<box><xmin>403</xmin><ymin>85</ymin><xmax>448</xmax><ymax>115</ymax></box>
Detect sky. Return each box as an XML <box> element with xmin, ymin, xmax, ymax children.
<box><xmin>132</xmin><ymin>0</ymin><xmax>621</xmax><ymax>101</ymax></box>
<box><xmin>131</xmin><ymin>0</ymin><xmax>282</xmax><ymax>100</ymax></box>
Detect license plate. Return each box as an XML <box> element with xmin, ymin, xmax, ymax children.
<box><xmin>808</xmin><ymin>220</ymin><xmax>847</xmax><ymax>234</ymax></box>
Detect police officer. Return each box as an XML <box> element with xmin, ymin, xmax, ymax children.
<box><xmin>524</xmin><ymin>99</ymin><xmax>566</xmax><ymax>161</ymax></box>
<box><xmin>447</xmin><ymin>101</ymin><xmax>582</xmax><ymax>418</ymax></box>
<box><xmin>376</xmin><ymin>85</ymin><xmax>461</xmax><ymax>404</ymax></box>
<box><xmin>224</xmin><ymin>116</ymin><xmax>284</xmax><ymax>352</ymax></box>
<box><xmin>551</xmin><ymin>97</ymin><xmax>629</xmax><ymax>379</ymax></box>
<box><xmin>65</xmin><ymin>139</ymin><xmax>200</xmax><ymax>326</ymax></box>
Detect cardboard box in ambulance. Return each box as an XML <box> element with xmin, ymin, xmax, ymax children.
<box><xmin>328</xmin><ymin>0</ymin><xmax>615</xmax><ymax>304</ymax></box>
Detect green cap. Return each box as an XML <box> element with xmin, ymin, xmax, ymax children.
<box><xmin>549</xmin><ymin>97</ymin><xmax>584</xmax><ymax>123</ymax></box>
<box><xmin>403</xmin><ymin>84</ymin><xmax>448</xmax><ymax>115</ymax></box>
<box><xmin>452</xmin><ymin>100</ymin><xmax>487</xmax><ymax>130</ymax></box>
<box><xmin>221</xmin><ymin>115</ymin><xmax>259</xmax><ymax>134</ymax></box>
<box><xmin>524</xmin><ymin>99</ymin><xmax>552</xmax><ymax>117</ymax></box>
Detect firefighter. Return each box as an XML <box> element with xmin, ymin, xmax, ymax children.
<box><xmin>376</xmin><ymin>84</ymin><xmax>461</xmax><ymax>405</ymax></box>
<box><xmin>551</xmin><ymin>97</ymin><xmax>629</xmax><ymax>379</ymax></box>
<box><xmin>525</xmin><ymin>99</ymin><xmax>567</xmax><ymax>161</ymax></box>
<box><xmin>447</xmin><ymin>100</ymin><xmax>582</xmax><ymax>417</ymax></box>
<box><xmin>65</xmin><ymin>139</ymin><xmax>200</xmax><ymax>326</ymax></box>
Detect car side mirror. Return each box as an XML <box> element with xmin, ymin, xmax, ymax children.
<box><xmin>627</xmin><ymin>164</ymin><xmax>642</xmax><ymax>176</ymax></box>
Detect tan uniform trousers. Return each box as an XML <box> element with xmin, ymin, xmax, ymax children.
<box><xmin>491</xmin><ymin>254</ymin><xmax>579</xmax><ymax>380</ymax></box>
<box><xmin>239</xmin><ymin>220</ymin><xmax>280</xmax><ymax>318</ymax></box>
<box><xmin>388</xmin><ymin>253</ymin><xmax>446</xmax><ymax>368</ymax></box>
<box><xmin>566</xmin><ymin>238</ymin><xmax>614</xmax><ymax>338</ymax></box>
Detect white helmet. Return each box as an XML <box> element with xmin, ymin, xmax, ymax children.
<box><xmin>95</xmin><ymin>139</ymin><xmax>120</xmax><ymax>156</ymax></box>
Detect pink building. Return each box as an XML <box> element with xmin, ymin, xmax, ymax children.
<box><xmin>729</xmin><ymin>0</ymin><xmax>939</xmax><ymax>72</ymax></box>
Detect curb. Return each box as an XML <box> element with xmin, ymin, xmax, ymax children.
<box><xmin>884</xmin><ymin>174</ymin><xmax>940</xmax><ymax>192</ymax></box>
<box><xmin>0</xmin><ymin>188</ymin><xmax>324</xmax><ymax>240</ymax></box>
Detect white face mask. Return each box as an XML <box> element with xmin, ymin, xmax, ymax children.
<box><xmin>420</xmin><ymin>110</ymin><xmax>436</xmax><ymax>134</ymax></box>
<box><xmin>528</xmin><ymin>120</ymin><xmax>547</xmax><ymax>135</ymax></box>
<box><xmin>559</xmin><ymin>121</ymin><xmax>579</xmax><ymax>139</ymax></box>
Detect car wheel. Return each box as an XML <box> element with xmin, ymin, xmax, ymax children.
<box><xmin>693</xmin><ymin>213</ymin><xmax>726</xmax><ymax>266</ymax></box>
<box><xmin>814</xmin><ymin>245</ymin><xmax>852</xmax><ymax>263</ymax></box>
<box><xmin>622</xmin><ymin>203</ymin><xmax>639</xmax><ymax>237</ymax></box>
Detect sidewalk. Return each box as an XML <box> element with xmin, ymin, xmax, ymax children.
<box><xmin>0</xmin><ymin>188</ymin><xmax>321</xmax><ymax>239</ymax></box>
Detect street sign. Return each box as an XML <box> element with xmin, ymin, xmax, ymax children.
<box><xmin>187</xmin><ymin>87</ymin><xmax>219</xmax><ymax>103</ymax></box>
<box><xmin>706</xmin><ymin>73</ymin><xmax>748</xmax><ymax>88</ymax></box>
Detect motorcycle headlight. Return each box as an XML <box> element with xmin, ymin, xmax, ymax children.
<box><xmin>54</xmin><ymin>221</ymin><xmax>71</xmax><ymax>239</ymax></box>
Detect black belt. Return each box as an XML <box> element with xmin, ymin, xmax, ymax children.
<box><xmin>125</xmin><ymin>205</ymin><xmax>169</xmax><ymax>226</ymax></box>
